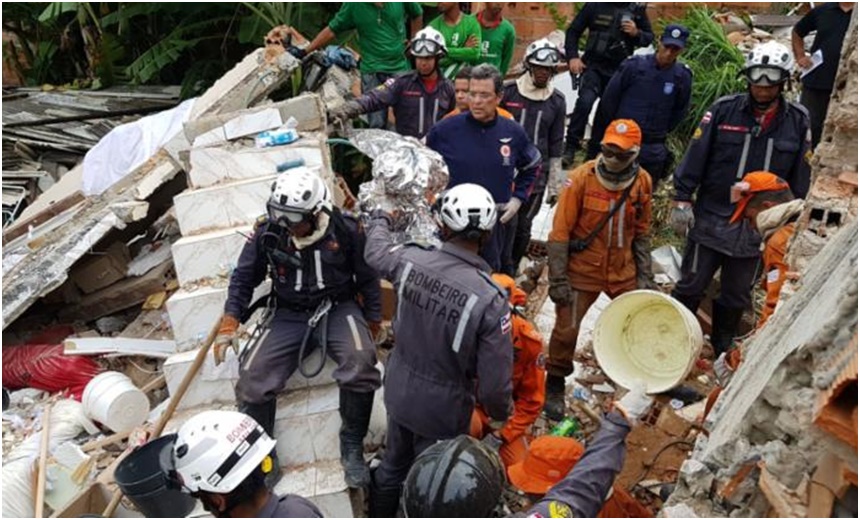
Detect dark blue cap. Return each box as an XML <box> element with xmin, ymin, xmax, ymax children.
<box><xmin>662</xmin><ymin>24</ymin><xmax>690</xmax><ymax>49</ymax></box>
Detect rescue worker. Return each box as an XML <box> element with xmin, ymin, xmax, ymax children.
<box><xmin>670</xmin><ymin>41</ymin><xmax>811</xmax><ymax>358</ymax></box>
<box><xmin>401</xmin><ymin>383</ymin><xmax>654</xmax><ymax>517</ymax></box>
<box><xmin>427</xmin><ymin>63</ymin><xmax>542</xmax><ymax>274</ymax></box>
<box><xmin>214</xmin><ymin>168</ymin><xmax>382</xmax><ymax>489</ymax></box>
<box><xmin>703</xmin><ymin>173</ymin><xmax>802</xmax><ymax>423</ymax></box>
<box><xmin>562</xmin><ymin>2</ymin><xmax>654</xmax><ymax>168</ymax></box>
<box><xmin>477</xmin><ymin>2</ymin><xmax>517</xmax><ymax>76</ymax></box>
<box><xmin>508</xmin><ymin>435</ymin><xmax>652</xmax><ymax>517</ymax></box>
<box><xmin>172</xmin><ymin>410</ymin><xmax>323</xmax><ymax>518</ymax></box>
<box><xmin>444</xmin><ymin>66</ymin><xmax>514</xmax><ymax>119</ymax></box>
<box><xmin>429</xmin><ymin>2</ymin><xmax>482</xmax><ymax>79</ymax></box>
<box><xmin>363</xmin><ymin>183</ymin><xmax>514</xmax><ymax>517</ymax></box>
<box><xmin>328</xmin><ymin>27</ymin><xmax>455</xmax><ymax>139</ymax></box>
<box><xmin>545</xmin><ymin>120</ymin><xmax>655</xmax><ymax>420</ymax></box>
<box><xmin>294</xmin><ymin>3</ymin><xmax>424</xmax><ymax>129</ymax></box>
<box><xmin>470</xmin><ymin>273</ymin><xmax>545</xmax><ymax>470</ymax></box>
<box><xmin>588</xmin><ymin>24</ymin><xmax>693</xmax><ymax>187</ymax></box>
<box><xmin>501</xmin><ymin>38</ymin><xmax>567</xmax><ymax>270</ymax></box>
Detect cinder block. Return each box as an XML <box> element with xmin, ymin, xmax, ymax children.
<box><xmin>171</xmin><ymin>226</ymin><xmax>252</xmax><ymax>286</ymax></box>
<box><xmin>173</xmin><ymin>175</ymin><xmax>276</xmax><ymax>236</ymax></box>
<box><xmin>188</xmin><ymin>135</ymin><xmax>330</xmax><ymax>188</ymax></box>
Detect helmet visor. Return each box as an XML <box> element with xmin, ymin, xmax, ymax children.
<box><xmin>410</xmin><ymin>39</ymin><xmax>442</xmax><ymax>57</ymax></box>
<box><xmin>268</xmin><ymin>202</ymin><xmax>311</xmax><ymax>225</ymax></box>
<box><xmin>745</xmin><ymin>66</ymin><xmax>787</xmax><ymax>86</ymax></box>
<box><xmin>529</xmin><ymin>47</ymin><xmax>561</xmax><ymax>65</ymax></box>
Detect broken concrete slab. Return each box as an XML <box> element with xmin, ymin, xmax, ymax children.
<box><xmin>171</xmin><ymin>225</ymin><xmax>252</xmax><ymax>286</ymax></box>
<box><xmin>184</xmin><ymin>93</ymin><xmax>326</xmax><ymax>146</ymax></box>
<box><xmin>173</xmin><ymin>174</ymin><xmax>277</xmax><ymax>236</ymax></box>
<box><xmin>187</xmin><ymin>135</ymin><xmax>329</xmax><ymax>188</ymax></box>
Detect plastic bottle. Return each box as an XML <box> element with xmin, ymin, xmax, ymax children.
<box><xmin>256</xmin><ymin>127</ymin><xmax>299</xmax><ymax>148</ymax></box>
<box><xmin>550</xmin><ymin>416</ymin><xmax>580</xmax><ymax>437</ymax></box>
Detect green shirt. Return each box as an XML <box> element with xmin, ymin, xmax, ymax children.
<box><xmin>328</xmin><ymin>2</ymin><xmax>423</xmax><ymax>74</ymax></box>
<box><xmin>479</xmin><ymin>18</ymin><xmax>516</xmax><ymax>76</ymax></box>
<box><xmin>428</xmin><ymin>13</ymin><xmax>482</xmax><ymax>79</ymax></box>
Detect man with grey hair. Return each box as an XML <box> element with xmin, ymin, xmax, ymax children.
<box><xmin>428</xmin><ymin>63</ymin><xmax>542</xmax><ymax>273</ymax></box>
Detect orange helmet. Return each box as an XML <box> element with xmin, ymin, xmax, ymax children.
<box><xmin>491</xmin><ymin>273</ymin><xmax>527</xmax><ymax>307</ymax></box>
<box><xmin>729</xmin><ymin>171</ymin><xmax>792</xmax><ymax>223</ymax></box>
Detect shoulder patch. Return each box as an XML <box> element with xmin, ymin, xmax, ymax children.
<box><xmin>548</xmin><ymin>500</ymin><xmax>573</xmax><ymax>518</ymax></box>
<box><xmin>500</xmin><ymin>312</ymin><xmax>512</xmax><ymax>335</ymax></box>
<box><xmin>254</xmin><ymin>214</ymin><xmax>269</xmax><ymax>230</ymax></box>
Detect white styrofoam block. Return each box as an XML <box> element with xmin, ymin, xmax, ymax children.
<box><xmin>173</xmin><ymin>175</ymin><xmax>276</xmax><ymax>236</ymax></box>
<box><xmin>188</xmin><ymin>139</ymin><xmax>328</xmax><ymax>188</ymax></box>
<box><xmin>171</xmin><ymin>226</ymin><xmax>252</xmax><ymax>286</ymax></box>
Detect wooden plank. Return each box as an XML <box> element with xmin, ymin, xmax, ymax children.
<box><xmin>58</xmin><ymin>260</ymin><xmax>175</xmax><ymax>321</ymax></box>
<box><xmin>2</xmin><ymin>190</ymin><xmax>85</xmax><ymax>244</ymax></box>
<box><xmin>63</xmin><ymin>337</ymin><xmax>176</xmax><ymax>358</ymax></box>
<box><xmin>758</xmin><ymin>462</ymin><xmax>807</xmax><ymax>517</ymax></box>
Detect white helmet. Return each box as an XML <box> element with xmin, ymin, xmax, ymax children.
<box><xmin>743</xmin><ymin>41</ymin><xmax>794</xmax><ymax>86</ymax></box>
<box><xmin>268</xmin><ymin>167</ymin><xmax>331</xmax><ymax>224</ymax></box>
<box><xmin>173</xmin><ymin>411</ymin><xmax>277</xmax><ymax>494</ymax></box>
<box><xmin>525</xmin><ymin>39</ymin><xmax>563</xmax><ymax>68</ymax></box>
<box><xmin>408</xmin><ymin>27</ymin><xmax>448</xmax><ymax>58</ymax></box>
<box><xmin>437</xmin><ymin>183</ymin><xmax>497</xmax><ymax>233</ymax></box>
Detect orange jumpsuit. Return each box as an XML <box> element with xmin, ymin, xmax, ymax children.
<box><xmin>758</xmin><ymin>223</ymin><xmax>794</xmax><ymax>328</ymax></box>
<box><xmin>471</xmin><ymin>276</ymin><xmax>546</xmax><ymax>468</ymax></box>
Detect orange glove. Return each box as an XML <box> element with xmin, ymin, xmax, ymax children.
<box><xmin>213</xmin><ymin>315</ymin><xmax>240</xmax><ymax>366</ymax></box>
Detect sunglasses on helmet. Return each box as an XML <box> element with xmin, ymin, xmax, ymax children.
<box><xmin>745</xmin><ymin>66</ymin><xmax>787</xmax><ymax>86</ymax></box>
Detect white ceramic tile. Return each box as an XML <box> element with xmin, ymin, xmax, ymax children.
<box><xmin>311</xmin><ymin>490</ymin><xmax>353</xmax><ymax>518</ymax></box>
<box><xmin>285</xmin><ymin>352</ymin><xmax>338</xmax><ymax>390</ymax></box>
<box><xmin>306</xmin><ymin>384</ymin><xmax>340</xmax><ymax>414</ymax></box>
<box><xmin>314</xmin><ymin>459</ymin><xmax>348</xmax><ymax>496</ymax></box>
<box><xmin>275</xmin><ymin>388</ymin><xmax>309</xmax><ymax>420</ymax></box>
<box><xmin>163</xmin><ymin>350</ymin><xmax>237</xmax><ymax>410</ymax></box>
<box><xmin>275</xmin><ymin>416</ymin><xmax>316</xmax><ymax>467</ymax></box>
<box><xmin>173</xmin><ymin>175</ymin><xmax>276</xmax><ymax>236</ymax></box>
<box><xmin>166</xmin><ymin>285</ymin><xmax>229</xmax><ymax>351</ymax></box>
<box><xmin>307</xmin><ymin>410</ymin><xmax>342</xmax><ymax>462</ymax></box>
<box><xmin>274</xmin><ymin>465</ymin><xmax>316</xmax><ymax>497</ymax></box>
<box><xmin>188</xmin><ymin>139</ymin><xmax>327</xmax><ymax>188</ymax></box>
<box><xmin>171</xmin><ymin>226</ymin><xmax>252</xmax><ymax>285</ymax></box>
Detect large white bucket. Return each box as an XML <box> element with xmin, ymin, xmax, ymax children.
<box><xmin>593</xmin><ymin>290</ymin><xmax>703</xmax><ymax>394</ymax></box>
<box><xmin>82</xmin><ymin>371</ymin><xmax>150</xmax><ymax>433</ymax></box>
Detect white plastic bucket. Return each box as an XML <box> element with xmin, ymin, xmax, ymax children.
<box><xmin>82</xmin><ymin>371</ymin><xmax>150</xmax><ymax>433</ymax></box>
<box><xmin>593</xmin><ymin>290</ymin><xmax>703</xmax><ymax>394</ymax></box>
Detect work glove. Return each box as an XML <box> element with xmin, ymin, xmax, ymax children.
<box><xmin>499</xmin><ymin>198</ymin><xmax>523</xmax><ymax>224</ymax></box>
<box><xmin>547</xmin><ymin>241</ymin><xmax>573</xmax><ymax>306</ymax></box>
<box><xmin>367</xmin><ymin>320</ymin><xmax>382</xmax><ymax>342</ymax></box>
<box><xmin>481</xmin><ymin>432</ymin><xmax>504</xmax><ymax>453</ymax></box>
<box><xmin>670</xmin><ymin>203</ymin><xmax>695</xmax><ymax>238</ymax></box>
<box><xmin>213</xmin><ymin>315</ymin><xmax>240</xmax><ymax>366</ymax></box>
<box><xmin>614</xmin><ymin>380</ymin><xmax>652</xmax><ymax>425</ymax></box>
<box><xmin>632</xmin><ymin>235</ymin><xmax>658</xmax><ymax>290</ymax></box>
<box><xmin>328</xmin><ymin>100</ymin><xmax>362</xmax><ymax>126</ymax></box>
<box><xmin>713</xmin><ymin>351</ymin><xmax>736</xmax><ymax>388</ymax></box>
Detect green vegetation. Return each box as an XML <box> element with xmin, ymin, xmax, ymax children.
<box><xmin>2</xmin><ymin>2</ymin><xmax>340</xmax><ymax>97</ymax></box>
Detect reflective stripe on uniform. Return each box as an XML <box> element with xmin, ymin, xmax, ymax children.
<box><xmin>295</xmin><ymin>268</ymin><xmax>303</xmax><ymax>291</ymax></box>
<box><xmin>533</xmin><ymin>110</ymin><xmax>543</xmax><ymax>144</ymax></box>
<box><xmin>314</xmin><ymin>250</ymin><xmax>325</xmax><ymax>290</ymax></box>
<box><xmin>763</xmin><ymin>137</ymin><xmax>774</xmax><ymax>172</ymax></box>
<box><xmin>736</xmin><ymin>133</ymin><xmax>752</xmax><ymax>179</ymax></box>
<box><xmin>452</xmin><ymin>294</ymin><xmax>479</xmax><ymax>353</ymax></box>
<box><xmin>419</xmin><ymin>97</ymin><xmax>425</xmax><ymax>136</ymax></box>
<box><xmin>396</xmin><ymin>262</ymin><xmax>414</xmax><ymax>322</ymax></box>
<box><xmin>346</xmin><ymin>314</ymin><xmax>363</xmax><ymax>351</ymax></box>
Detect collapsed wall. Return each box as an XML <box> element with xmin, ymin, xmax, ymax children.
<box><xmin>663</xmin><ymin>10</ymin><xmax>858</xmax><ymax>518</ymax></box>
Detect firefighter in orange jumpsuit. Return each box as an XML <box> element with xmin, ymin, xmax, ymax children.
<box><xmin>704</xmin><ymin>171</ymin><xmax>801</xmax><ymax>420</ymax></box>
<box><xmin>544</xmin><ymin>119</ymin><xmax>655</xmax><ymax>420</ymax></box>
<box><xmin>470</xmin><ymin>273</ymin><xmax>545</xmax><ymax>469</ymax></box>
<box><xmin>509</xmin><ymin>435</ymin><xmax>653</xmax><ymax>517</ymax></box>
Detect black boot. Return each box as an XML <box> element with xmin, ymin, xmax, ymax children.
<box><xmin>339</xmin><ymin>389</ymin><xmax>374</xmax><ymax>488</ymax></box>
<box><xmin>561</xmin><ymin>141</ymin><xmax>578</xmax><ymax>169</ymax></box>
<box><xmin>369</xmin><ymin>473</ymin><xmax>401</xmax><ymax>518</ymax></box>
<box><xmin>543</xmin><ymin>374</ymin><xmax>567</xmax><ymax>421</ymax></box>
<box><xmin>239</xmin><ymin>400</ymin><xmax>281</xmax><ymax>489</ymax></box>
<box><xmin>711</xmin><ymin>302</ymin><xmax>745</xmax><ymax>358</ymax></box>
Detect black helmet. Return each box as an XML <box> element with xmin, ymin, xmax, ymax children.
<box><xmin>401</xmin><ymin>435</ymin><xmax>506</xmax><ymax>518</ymax></box>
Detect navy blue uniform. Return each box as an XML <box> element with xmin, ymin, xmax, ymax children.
<box><xmin>501</xmin><ymin>81</ymin><xmax>566</xmax><ymax>269</ymax></box>
<box><xmin>354</xmin><ymin>70</ymin><xmax>456</xmax><ymax>139</ymax></box>
<box><xmin>258</xmin><ymin>493</ymin><xmax>323</xmax><ymax>518</ymax></box>
<box><xmin>589</xmin><ymin>54</ymin><xmax>692</xmax><ymax>183</ymax></box>
<box><xmin>427</xmin><ymin>112</ymin><xmax>541</xmax><ymax>272</ymax></box>
<box><xmin>226</xmin><ymin>214</ymin><xmax>382</xmax><ymax>409</ymax></box>
<box><xmin>672</xmin><ymin>94</ymin><xmax>811</xmax><ymax>313</ymax></box>
<box><xmin>564</xmin><ymin>3</ymin><xmax>653</xmax><ymax>151</ymax></box>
